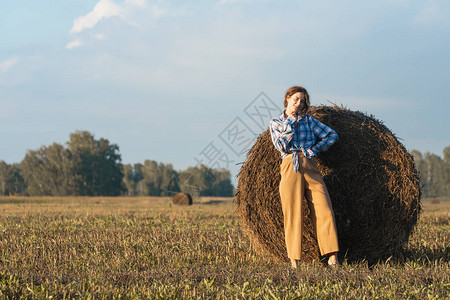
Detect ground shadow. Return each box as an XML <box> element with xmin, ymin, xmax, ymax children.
<box><xmin>402</xmin><ymin>246</ymin><xmax>449</xmax><ymax>263</ymax></box>
<box><xmin>197</xmin><ymin>199</ymin><xmax>230</xmax><ymax>205</ymax></box>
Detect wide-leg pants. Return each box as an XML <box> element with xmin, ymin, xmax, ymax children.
<box><xmin>279</xmin><ymin>153</ymin><xmax>339</xmax><ymax>260</ymax></box>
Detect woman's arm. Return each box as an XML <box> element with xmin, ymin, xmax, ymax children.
<box><xmin>309</xmin><ymin>116</ymin><xmax>339</xmax><ymax>155</ymax></box>
<box><xmin>269</xmin><ymin>116</ymin><xmax>296</xmax><ymax>153</ymax></box>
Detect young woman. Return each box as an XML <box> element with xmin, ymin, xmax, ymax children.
<box><xmin>269</xmin><ymin>86</ymin><xmax>340</xmax><ymax>268</ymax></box>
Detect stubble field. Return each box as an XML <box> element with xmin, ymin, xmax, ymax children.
<box><xmin>0</xmin><ymin>196</ymin><xmax>448</xmax><ymax>299</ymax></box>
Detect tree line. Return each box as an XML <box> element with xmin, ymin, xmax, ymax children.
<box><xmin>1</xmin><ymin>131</ymin><xmax>448</xmax><ymax>198</ymax></box>
<box><xmin>0</xmin><ymin>131</ymin><xmax>234</xmax><ymax>197</ymax></box>
<box><xmin>411</xmin><ymin>146</ymin><xmax>450</xmax><ymax>197</ymax></box>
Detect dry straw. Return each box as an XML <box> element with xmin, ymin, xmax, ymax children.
<box><xmin>235</xmin><ymin>106</ymin><xmax>421</xmax><ymax>263</ymax></box>
<box><xmin>172</xmin><ymin>192</ymin><xmax>193</xmax><ymax>206</ymax></box>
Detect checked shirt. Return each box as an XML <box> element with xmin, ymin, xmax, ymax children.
<box><xmin>269</xmin><ymin>111</ymin><xmax>338</xmax><ymax>173</ymax></box>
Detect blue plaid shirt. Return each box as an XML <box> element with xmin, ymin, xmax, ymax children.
<box><xmin>269</xmin><ymin>111</ymin><xmax>338</xmax><ymax>173</ymax></box>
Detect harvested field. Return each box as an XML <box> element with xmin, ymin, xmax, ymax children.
<box><xmin>0</xmin><ymin>196</ymin><xmax>447</xmax><ymax>298</ymax></box>
<box><xmin>0</xmin><ymin>197</ymin><xmax>450</xmax><ymax>299</ymax></box>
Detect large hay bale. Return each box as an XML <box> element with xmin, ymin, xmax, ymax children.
<box><xmin>172</xmin><ymin>193</ymin><xmax>193</xmax><ymax>206</ymax></box>
<box><xmin>235</xmin><ymin>106</ymin><xmax>421</xmax><ymax>263</ymax></box>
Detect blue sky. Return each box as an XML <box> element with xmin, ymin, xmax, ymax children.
<box><xmin>1</xmin><ymin>0</ymin><xmax>449</xmax><ymax>186</ymax></box>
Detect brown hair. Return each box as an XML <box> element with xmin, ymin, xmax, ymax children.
<box><xmin>284</xmin><ymin>86</ymin><xmax>310</xmax><ymax>114</ymax></box>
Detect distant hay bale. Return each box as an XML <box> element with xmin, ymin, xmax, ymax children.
<box><xmin>235</xmin><ymin>106</ymin><xmax>421</xmax><ymax>263</ymax></box>
<box><xmin>430</xmin><ymin>198</ymin><xmax>440</xmax><ymax>205</ymax></box>
<box><xmin>172</xmin><ymin>193</ymin><xmax>193</xmax><ymax>206</ymax></box>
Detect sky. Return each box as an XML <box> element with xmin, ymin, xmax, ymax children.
<box><xmin>1</xmin><ymin>0</ymin><xmax>450</xmax><ymax>187</ymax></box>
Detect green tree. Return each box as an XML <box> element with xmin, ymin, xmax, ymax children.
<box><xmin>19</xmin><ymin>131</ymin><xmax>124</xmax><ymax>196</ymax></box>
<box><xmin>442</xmin><ymin>146</ymin><xmax>450</xmax><ymax>196</ymax></box>
<box><xmin>424</xmin><ymin>153</ymin><xmax>446</xmax><ymax>197</ymax></box>
<box><xmin>66</xmin><ymin>131</ymin><xmax>125</xmax><ymax>196</ymax></box>
<box><xmin>122</xmin><ymin>163</ymin><xmax>147</xmax><ymax>196</ymax></box>
<box><xmin>412</xmin><ymin>147</ymin><xmax>450</xmax><ymax>197</ymax></box>
<box><xmin>411</xmin><ymin>150</ymin><xmax>423</xmax><ymax>171</ymax></box>
<box><xmin>178</xmin><ymin>165</ymin><xmax>214</xmax><ymax>197</ymax></box>
<box><xmin>0</xmin><ymin>161</ymin><xmax>12</xmax><ymax>195</ymax></box>
<box><xmin>210</xmin><ymin>168</ymin><xmax>234</xmax><ymax>197</ymax></box>
<box><xmin>20</xmin><ymin>143</ymin><xmax>74</xmax><ymax>196</ymax></box>
<box><xmin>444</xmin><ymin>146</ymin><xmax>450</xmax><ymax>163</ymax></box>
<box><xmin>0</xmin><ymin>161</ymin><xmax>25</xmax><ymax>195</ymax></box>
<box><xmin>9</xmin><ymin>163</ymin><xmax>25</xmax><ymax>195</ymax></box>
<box><xmin>122</xmin><ymin>164</ymin><xmax>135</xmax><ymax>196</ymax></box>
<box><xmin>135</xmin><ymin>160</ymin><xmax>179</xmax><ymax>196</ymax></box>
<box><xmin>178</xmin><ymin>164</ymin><xmax>234</xmax><ymax>197</ymax></box>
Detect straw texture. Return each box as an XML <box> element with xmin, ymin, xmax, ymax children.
<box><xmin>172</xmin><ymin>193</ymin><xmax>193</xmax><ymax>206</ymax></box>
<box><xmin>235</xmin><ymin>106</ymin><xmax>421</xmax><ymax>263</ymax></box>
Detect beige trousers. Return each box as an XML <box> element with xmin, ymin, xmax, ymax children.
<box><xmin>279</xmin><ymin>153</ymin><xmax>339</xmax><ymax>260</ymax></box>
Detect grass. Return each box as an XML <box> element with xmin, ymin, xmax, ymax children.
<box><xmin>0</xmin><ymin>196</ymin><xmax>448</xmax><ymax>299</ymax></box>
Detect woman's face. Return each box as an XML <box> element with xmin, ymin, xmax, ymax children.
<box><xmin>287</xmin><ymin>92</ymin><xmax>306</xmax><ymax>113</ymax></box>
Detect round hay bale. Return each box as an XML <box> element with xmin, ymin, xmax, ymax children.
<box><xmin>235</xmin><ymin>106</ymin><xmax>421</xmax><ymax>263</ymax></box>
<box><xmin>172</xmin><ymin>192</ymin><xmax>193</xmax><ymax>206</ymax></box>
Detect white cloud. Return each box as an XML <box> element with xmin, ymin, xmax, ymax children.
<box><xmin>67</xmin><ymin>0</ymin><xmax>163</xmax><ymax>49</ymax></box>
<box><xmin>217</xmin><ymin>0</ymin><xmax>240</xmax><ymax>5</ymax></box>
<box><xmin>95</xmin><ymin>33</ymin><xmax>106</xmax><ymax>40</ymax></box>
<box><xmin>0</xmin><ymin>57</ymin><xmax>20</xmax><ymax>74</ymax></box>
<box><xmin>0</xmin><ymin>57</ymin><xmax>21</xmax><ymax>85</ymax></box>
<box><xmin>69</xmin><ymin>0</ymin><xmax>159</xmax><ymax>36</ymax></box>
<box><xmin>60</xmin><ymin>3</ymin><xmax>289</xmax><ymax>95</ymax></box>
<box><xmin>125</xmin><ymin>0</ymin><xmax>147</xmax><ymax>7</ymax></box>
<box><xmin>414</xmin><ymin>1</ymin><xmax>450</xmax><ymax>25</ymax></box>
<box><xmin>65</xmin><ymin>39</ymin><xmax>83</xmax><ymax>49</ymax></box>
<box><xmin>0</xmin><ymin>55</ymin><xmax>43</xmax><ymax>86</ymax></box>
<box><xmin>149</xmin><ymin>4</ymin><xmax>166</xmax><ymax>18</ymax></box>
<box><xmin>70</xmin><ymin>0</ymin><xmax>123</xmax><ymax>34</ymax></box>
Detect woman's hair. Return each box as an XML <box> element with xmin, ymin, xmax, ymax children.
<box><xmin>284</xmin><ymin>85</ymin><xmax>310</xmax><ymax>114</ymax></box>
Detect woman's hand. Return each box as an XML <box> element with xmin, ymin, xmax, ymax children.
<box><xmin>285</xmin><ymin>91</ymin><xmax>306</xmax><ymax>118</ymax></box>
<box><xmin>285</xmin><ymin>102</ymin><xmax>298</xmax><ymax>118</ymax></box>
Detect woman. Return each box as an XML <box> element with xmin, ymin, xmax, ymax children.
<box><xmin>269</xmin><ymin>86</ymin><xmax>340</xmax><ymax>268</ymax></box>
